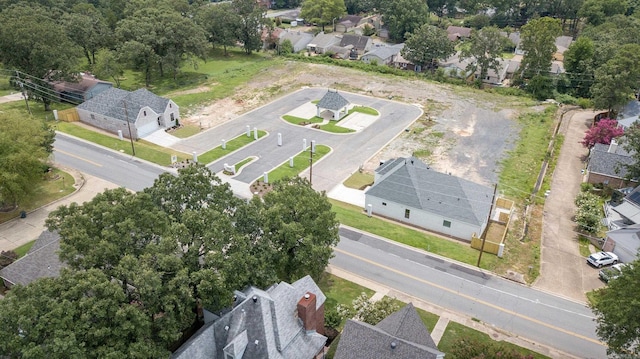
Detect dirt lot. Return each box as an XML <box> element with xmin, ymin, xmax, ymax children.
<box><xmin>180</xmin><ymin>61</ymin><xmax>529</xmax><ymax>186</ymax></box>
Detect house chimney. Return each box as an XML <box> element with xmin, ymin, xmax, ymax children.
<box><xmin>297</xmin><ymin>292</ymin><xmax>324</xmax><ymax>334</ymax></box>
<box><xmin>608</xmin><ymin>139</ymin><xmax>619</xmax><ymax>153</ymax></box>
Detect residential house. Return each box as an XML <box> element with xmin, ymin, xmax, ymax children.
<box><xmin>316</xmin><ymin>89</ymin><xmax>350</xmax><ymax>120</ymax></box>
<box><xmin>0</xmin><ymin>231</ymin><xmax>64</xmax><ymax>288</ymax></box>
<box><xmin>261</xmin><ymin>27</ymin><xmax>284</xmax><ymax>50</ymax></box>
<box><xmin>365</xmin><ymin>157</ymin><xmax>494</xmax><ymax>241</ymax></box>
<box><xmin>553</xmin><ymin>35</ymin><xmax>573</xmax><ymax>61</ymax></box>
<box><xmin>392</xmin><ymin>50</ymin><xmax>419</xmax><ymax>72</ymax></box>
<box><xmin>438</xmin><ymin>52</ymin><xmax>472</xmax><ymax>79</ymax></box>
<box><xmin>616</xmin><ymin>100</ymin><xmax>640</xmax><ymax>129</ymax></box>
<box><xmin>586</xmin><ymin>141</ymin><xmax>636</xmax><ymax>188</ymax></box>
<box><xmin>335</xmin><ymin>15</ymin><xmax>363</xmax><ymax>33</ymax></box>
<box><xmin>446</xmin><ymin>25</ymin><xmax>472</xmax><ymax>41</ymax></box>
<box><xmin>328</xmin><ymin>45</ymin><xmax>351</xmax><ymax>60</ymax></box>
<box><xmin>48</xmin><ymin>72</ymin><xmax>112</xmax><ymax>104</ymax></box>
<box><xmin>334</xmin><ymin>303</ymin><xmax>445</xmax><ymax>359</ymax></box>
<box><xmin>361</xmin><ymin>44</ymin><xmax>404</xmax><ymax>66</ymax></box>
<box><xmin>172</xmin><ymin>275</ymin><xmax>327</xmax><ymax>359</ymax></box>
<box><xmin>76</xmin><ymin>88</ymin><xmax>180</xmax><ymax>139</ymax></box>
<box><xmin>339</xmin><ymin>34</ymin><xmax>372</xmax><ymax>56</ymax></box>
<box><xmin>279</xmin><ymin>29</ymin><xmax>314</xmax><ymax>53</ymax></box>
<box><xmin>603</xmin><ymin>224</ymin><xmax>640</xmax><ymax>263</ymax></box>
<box><xmin>473</xmin><ymin>58</ymin><xmax>509</xmax><ymax>85</ymax></box>
<box><xmin>307</xmin><ymin>32</ymin><xmax>340</xmax><ymax>54</ymax></box>
<box><xmin>611</xmin><ymin>186</ymin><xmax>640</xmax><ymax>226</ymax></box>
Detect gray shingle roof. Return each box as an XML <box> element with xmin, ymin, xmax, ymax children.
<box><xmin>317</xmin><ymin>90</ymin><xmax>350</xmax><ymax>111</ymax></box>
<box><xmin>588</xmin><ymin>143</ymin><xmax>634</xmax><ymax>179</ymax></box>
<box><xmin>309</xmin><ymin>32</ymin><xmax>339</xmax><ymax>48</ymax></box>
<box><xmin>172</xmin><ymin>275</ymin><xmax>326</xmax><ymax>359</ymax></box>
<box><xmin>339</xmin><ymin>34</ymin><xmax>370</xmax><ymax>51</ymax></box>
<box><xmin>363</xmin><ymin>44</ymin><xmax>404</xmax><ymax>62</ymax></box>
<box><xmin>0</xmin><ymin>231</ymin><xmax>64</xmax><ymax>286</ymax></box>
<box><xmin>367</xmin><ymin>157</ymin><xmax>493</xmax><ymax>226</ymax></box>
<box><xmin>77</xmin><ymin>88</ymin><xmax>170</xmax><ymax>123</ymax></box>
<box><xmin>334</xmin><ymin>304</ymin><xmax>444</xmax><ymax>359</ymax></box>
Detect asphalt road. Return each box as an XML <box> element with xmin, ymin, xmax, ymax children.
<box><xmin>53</xmin><ymin>133</ymin><xmax>166</xmax><ymax>192</ymax></box>
<box><xmin>333</xmin><ymin>227</ymin><xmax>607</xmax><ymax>359</ymax></box>
<box><xmin>174</xmin><ymin>88</ymin><xmax>422</xmax><ymax>192</ymax></box>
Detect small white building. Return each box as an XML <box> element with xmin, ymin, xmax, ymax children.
<box><xmin>316</xmin><ymin>89</ymin><xmax>350</xmax><ymax>120</ymax></box>
<box><xmin>365</xmin><ymin>157</ymin><xmax>494</xmax><ymax>241</ymax></box>
<box><xmin>76</xmin><ymin>88</ymin><xmax>179</xmax><ymax>139</ymax></box>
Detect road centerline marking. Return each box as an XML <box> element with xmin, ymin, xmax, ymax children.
<box><xmin>334</xmin><ymin>247</ymin><xmax>606</xmax><ymax>347</ymax></box>
<box><xmin>55</xmin><ymin>149</ymin><xmax>102</xmax><ymax>167</ymax></box>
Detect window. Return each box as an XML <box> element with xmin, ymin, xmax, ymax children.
<box><xmin>382</xmin><ymin>202</ymin><xmax>387</xmax><ymax>206</ymax></box>
<box><xmin>443</xmin><ymin>220</ymin><xmax>451</xmax><ymax>228</ymax></box>
<box><xmin>404</xmin><ymin>209</ymin><xmax>410</xmax><ymax>219</ymax></box>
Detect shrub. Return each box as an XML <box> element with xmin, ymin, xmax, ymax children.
<box><xmin>577</xmin><ymin>98</ymin><xmax>594</xmax><ymax>109</ymax></box>
<box><xmin>362</xmin><ymin>23</ymin><xmax>376</xmax><ymax>36</ymax></box>
<box><xmin>554</xmin><ymin>92</ymin><xmax>578</xmax><ymax>105</ymax></box>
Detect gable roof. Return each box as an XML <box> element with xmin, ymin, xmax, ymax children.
<box><xmin>446</xmin><ymin>25</ymin><xmax>472</xmax><ymax>38</ymax></box>
<box><xmin>0</xmin><ymin>231</ymin><xmax>65</xmax><ymax>286</ymax></box>
<box><xmin>339</xmin><ymin>34</ymin><xmax>370</xmax><ymax>51</ymax></box>
<box><xmin>49</xmin><ymin>72</ymin><xmax>111</xmax><ymax>96</ymax></box>
<box><xmin>77</xmin><ymin>88</ymin><xmax>171</xmax><ymax>123</ymax></box>
<box><xmin>367</xmin><ymin>157</ymin><xmax>493</xmax><ymax>226</ymax></box>
<box><xmin>334</xmin><ymin>303</ymin><xmax>444</xmax><ymax>359</ymax></box>
<box><xmin>279</xmin><ymin>29</ymin><xmax>313</xmax><ymax>48</ymax></box>
<box><xmin>317</xmin><ymin>90</ymin><xmax>350</xmax><ymax>111</ymax></box>
<box><xmin>555</xmin><ymin>35</ymin><xmax>573</xmax><ymax>54</ymax></box>
<box><xmin>588</xmin><ymin>143</ymin><xmax>634</xmax><ymax>179</ymax></box>
<box><xmin>363</xmin><ymin>44</ymin><xmax>404</xmax><ymax>62</ymax></box>
<box><xmin>338</xmin><ymin>15</ymin><xmax>362</xmax><ymax>26</ymax></box>
<box><xmin>172</xmin><ymin>275</ymin><xmax>326</xmax><ymax>359</ymax></box>
<box><xmin>309</xmin><ymin>32</ymin><xmax>339</xmax><ymax>49</ymax></box>
<box><xmin>606</xmin><ymin>224</ymin><xmax>640</xmax><ymax>253</ymax></box>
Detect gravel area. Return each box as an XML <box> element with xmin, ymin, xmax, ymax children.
<box><xmin>179</xmin><ymin>62</ymin><xmax>527</xmax><ymax>185</ymax></box>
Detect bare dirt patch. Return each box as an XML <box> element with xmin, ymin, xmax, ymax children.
<box><xmin>181</xmin><ymin>61</ymin><xmax>528</xmax><ymax>185</ymax></box>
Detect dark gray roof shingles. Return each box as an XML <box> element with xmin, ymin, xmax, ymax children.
<box><xmin>367</xmin><ymin>157</ymin><xmax>493</xmax><ymax>226</ymax></box>
<box><xmin>0</xmin><ymin>231</ymin><xmax>65</xmax><ymax>286</ymax></box>
<box><xmin>316</xmin><ymin>90</ymin><xmax>350</xmax><ymax>111</ymax></box>
<box><xmin>77</xmin><ymin>88</ymin><xmax>170</xmax><ymax>123</ymax></box>
<box><xmin>588</xmin><ymin>143</ymin><xmax>634</xmax><ymax>179</ymax></box>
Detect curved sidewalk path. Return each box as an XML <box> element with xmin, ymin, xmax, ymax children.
<box><xmin>533</xmin><ymin>110</ymin><xmax>604</xmax><ymax>302</ymax></box>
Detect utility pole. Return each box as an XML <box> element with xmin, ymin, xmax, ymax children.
<box><xmin>477</xmin><ymin>183</ymin><xmax>498</xmax><ymax>267</ymax></box>
<box><xmin>123</xmin><ymin>100</ymin><xmax>136</xmax><ymax>156</ymax></box>
<box><xmin>15</xmin><ymin>71</ymin><xmax>31</xmax><ymax>115</ymax></box>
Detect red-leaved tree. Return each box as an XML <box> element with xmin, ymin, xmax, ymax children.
<box><xmin>581</xmin><ymin>118</ymin><xmax>624</xmax><ymax>148</ymax></box>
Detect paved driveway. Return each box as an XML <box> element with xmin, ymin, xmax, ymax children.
<box><xmin>533</xmin><ymin>110</ymin><xmax>605</xmax><ymax>302</ymax></box>
<box><xmin>173</xmin><ymin>88</ymin><xmax>422</xmax><ymax>192</ymax></box>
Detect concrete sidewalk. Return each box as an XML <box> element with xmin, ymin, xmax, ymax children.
<box><xmin>0</xmin><ymin>168</ymin><xmax>118</xmax><ymax>252</ymax></box>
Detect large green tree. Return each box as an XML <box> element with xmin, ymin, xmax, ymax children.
<box><xmin>62</xmin><ymin>3</ymin><xmax>112</xmax><ymax>65</ymax></box>
<box><xmin>579</xmin><ymin>0</ymin><xmax>628</xmax><ymax>25</ymax></box>
<box><xmin>621</xmin><ymin>123</ymin><xmax>640</xmax><ymax>180</ymax></box>
<box><xmin>301</xmin><ymin>0</ymin><xmax>346</xmax><ymax>32</ymax></box>
<box><xmin>196</xmin><ymin>2</ymin><xmax>240</xmax><ymax>56</ymax></box>
<box><xmin>0</xmin><ymin>3</ymin><xmax>80</xmax><ymax>110</ymax></box>
<box><xmin>460</xmin><ymin>26</ymin><xmax>510</xmax><ymax>86</ymax></box>
<box><xmin>590</xmin><ymin>259</ymin><xmax>640</xmax><ymax>357</ymax></box>
<box><xmin>379</xmin><ymin>0</ymin><xmax>430</xmax><ymax>42</ymax></box>
<box><xmin>233</xmin><ymin>0</ymin><xmax>270</xmax><ymax>54</ymax></box>
<box><xmin>116</xmin><ymin>7</ymin><xmax>207</xmax><ymax>85</ymax></box>
<box><xmin>563</xmin><ymin>37</ymin><xmax>595</xmax><ymax>98</ymax></box>
<box><xmin>517</xmin><ymin>17</ymin><xmax>562</xmax><ymax>79</ymax></box>
<box><xmin>0</xmin><ymin>111</ymin><xmax>52</xmax><ymax>208</ymax></box>
<box><xmin>591</xmin><ymin>44</ymin><xmax>640</xmax><ymax>113</ymax></box>
<box><xmin>401</xmin><ymin>24</ymin><xmax>455</xmax><ymax>72</ymax></box>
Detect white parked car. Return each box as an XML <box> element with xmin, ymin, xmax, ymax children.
<box><xmin>587</xmin><ymin>251</ymin><xmax>619</xmax><ymax>268</ymax></box>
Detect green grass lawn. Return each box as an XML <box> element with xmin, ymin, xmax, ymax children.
<box><xmin>282</xmin><ymin>114</ymin><xmax>323</xmax><ymax>125</ymax></box>
<box><xmin>498</xmin><ymin>107</ymin><xmax>556</xmax><ymax>201</ymax></box>
<box><xmin>319</xmin><ymin>121</ymin><xmax>355</xmax><ymax>133</ymax></box>
<box><xmin>234</xmin><ymin>157</ymin><xmax>255</xmax><ymax>172</ymax></box>
<box><xmin>198</xmin><ymin>130</ymin><xmax>266</xmax><ymax>164</ymax></box>
<box><xmin>0</xmin><ymin>168</ymin><xmax>75</xmax><ymax>224</ymax></box>
<box><xmin>170</xmin><ymin>124</ymin><xmax>201</xmax><ymax>138</ymax></box>
<box><xmin>268</xmin><ymin>145</ymin><xmax>331</xmax><ymax>183</ymax></box>
<box><xmin>438</xmin><ymin>321</ymin><xmax>550</xmax><ymax>359</ymax></box>
<box><xmin>343</xmin><ymin>172</ymin><xmax>374</xmax><ymax>190</ymax></box>
<box><xmin>350</xmin><ymin>106</ymin><xmax>379</xmax><ymax>116</ymax></box>
<box><xmin>55</xmin><ymin>122</ymin><xmax>189</xmax><ymax>166</ymax></box>
<box><xmin>14</xmin><ymin>240</ymin><xmax>36</xmax><ymax>258</ymax></box>
<box><xmin>318</xmin><ymin>273</ymin><xmax>374</xmax><ymax>309</ymax></box>
<box><xmin>330</xmin><ymin>199</ymin><xmax>499</xmax><ymax>270</ymax></box>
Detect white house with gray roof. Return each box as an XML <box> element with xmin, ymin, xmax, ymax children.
<box><xmin>172</xmin><ymin>275</ymin><xmax>326</xmax><ymax>359</ymax></box>
<box><xmin>365</xmin><ymin>157</ymin><xmax>493</xmax><ymax>241</ymax></box>
<box><xmin>76</xmin><ymin>87</ymin><xmax>179</xmax><ymax>139</ymax></box>
<box><xmin>603</xmin><ymin>224</ymin><xmax>640</xmax><ymax>263</ymax></box>
<box><xmin>361</xmin><ymin>44</ymin><xmax>404</xmax><ymax>66</ymax></box>
<box><xmin>334</xmin><ymin>303</ymin><xmax>444</xmax><ymax>359</ymax></box>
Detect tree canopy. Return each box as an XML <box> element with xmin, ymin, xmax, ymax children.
<box><xmin>301</xmin><ymin>0</ymin><xmax>346</xmax><ymax>32</ymax></box>
<box><xmin>590</xmin><ymin>259</ymin><xmax>640</xmax><ymax>356</ymax></box>
<box><xmin>517</xmin><ymin>17</ymin><xmax>562</xmax><ymax>79</ymax></box>
<box><xmin>379</xmin><ymin>0</ymin><xmax>430</xmax><ymax>42</ymax></box>
<box><xmin>581</xmin><ymin>118</ymin><xmax>624</xmax><ymax>148</ymax></box>
<box><xmin>591</xmin><ymin>43</ymin><xmax>640</xmax><ymax>113</ymax></box>
<box><xmin>0</xmin><ymin>166</ymin><xmax>341</xmax><ymax>356</ymax></box>
<box><xmin>460</xmin><ymin>26</ymin><xmax>510</xmax><ymax>86</ymax></box>
<box><xmin>401</xmin><ymin>24</ymin><xmax>454</xmax><ymax>71</ymax></box>
<box><xmin>0</xmin><ymin>110</ymin><xmax>53</xmax><ymax>208</ymax></box>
